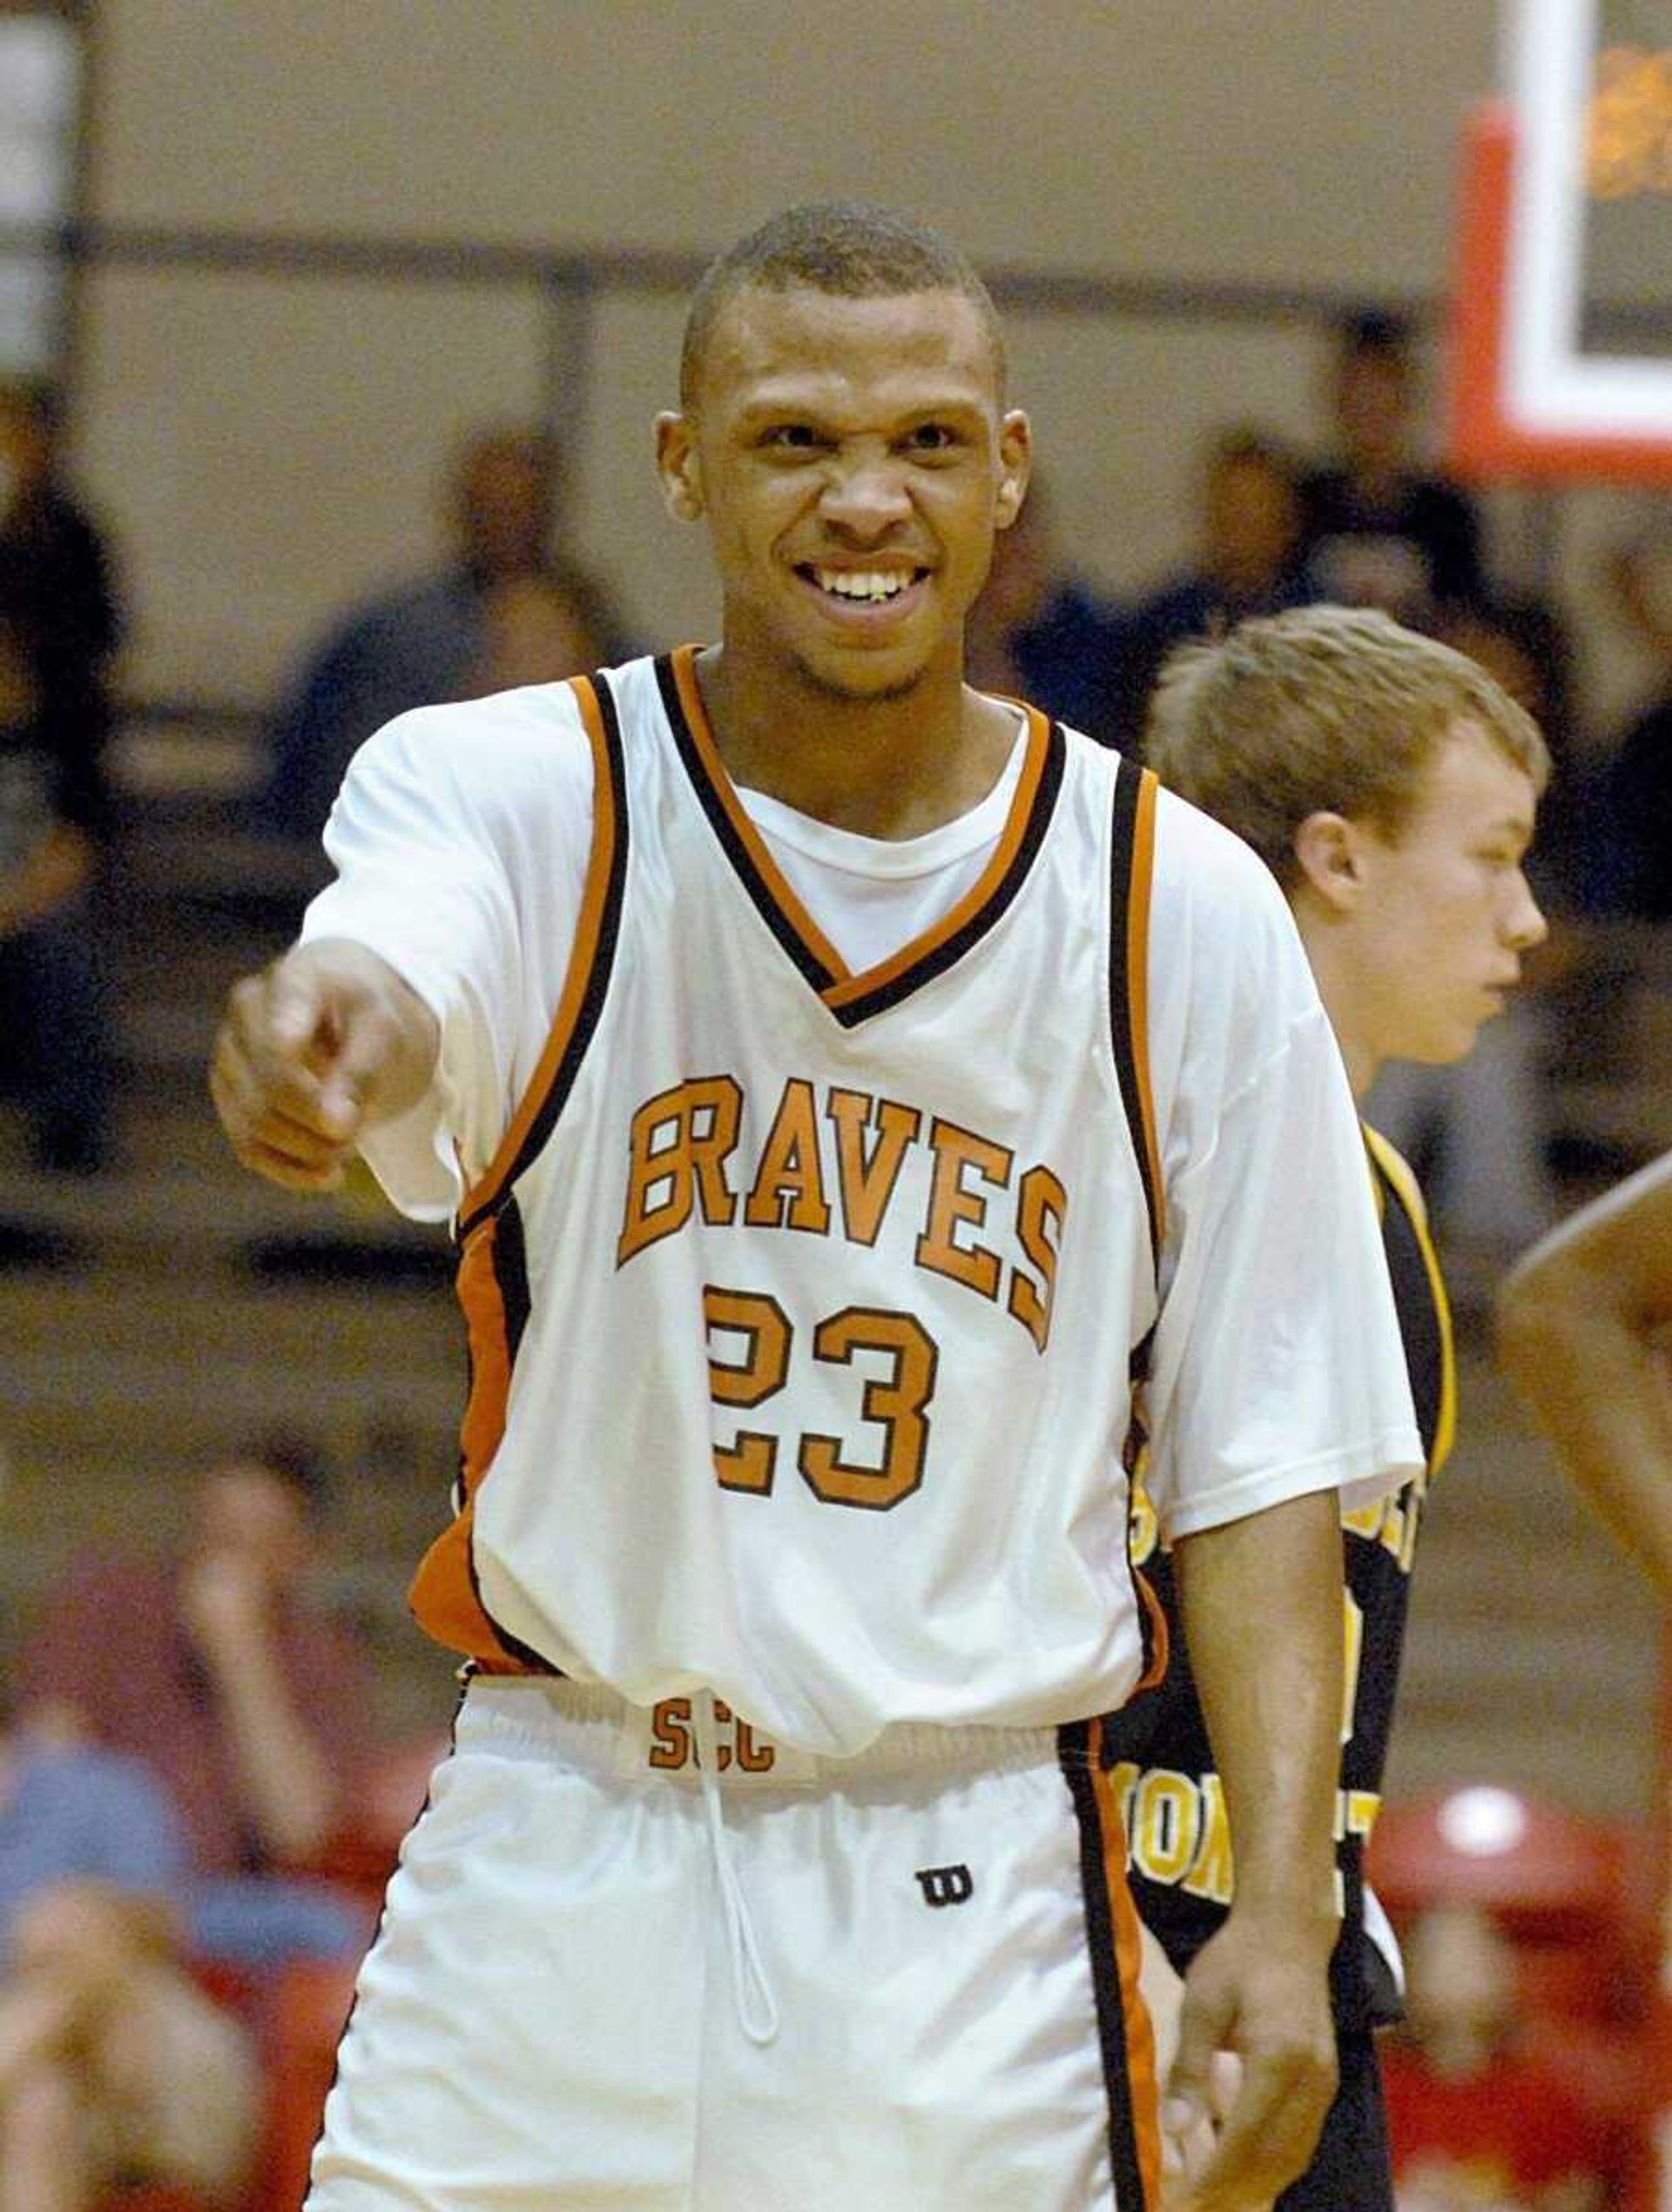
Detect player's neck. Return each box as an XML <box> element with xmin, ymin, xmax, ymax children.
<box><xmin>1293</xmin><ymin>913</ymin><xmax>1378</xmax><ymax>1101</ymax></box>
<box><xmin>1327</xmin><ymin>994</ymin><xmax>1379</xmax><ymax>1101</ymax></box>
<box><xmin>691</xmin><ymin>642</ymin><xmax>1020</xmax><ymax>840</ymax></box>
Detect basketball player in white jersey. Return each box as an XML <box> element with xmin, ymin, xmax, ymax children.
<box><xmin>1498</xmin><ymin>1149</ymin><xmax>1672</xmax><ymax>1585</ymax></box>
<box><xmin>211</xmin><ymin>204</ymin><xmax>1421</xmax><ymax>2212</ymax></box>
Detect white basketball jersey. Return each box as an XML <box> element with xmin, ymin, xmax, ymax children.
<box><xmin>408</xmin><ymin>649</ymin><xmax>1170</xmax><ymax>1755</ymax></box>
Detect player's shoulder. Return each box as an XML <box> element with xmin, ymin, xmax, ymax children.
<box><xmin>347</xmin><ymin>664</ymin><xmax>642</xmax><ymax>823</ymax></box>
<box><xmin>1147</xmin><ymin>777</ymin><xmax>1278</xmax><ymax>900</ymax></box>
<box><xmin>1147</xmin><ymin>778</ymin><xmax>1308</xmax><ymax>988</ymax></box>
<box><xmin>1127</xmin><ymin>774</ymin><xmax>1328</xmax><ymax>1081</ymax></box>
<box><xmin>367</xmin><ymin>671</ymin><xmax>596</xmax><ymax>768</ymax></box>
<box><xmin>1500</xmin><ymin>1143</ymin><xmax>1672</xmax><ymax>1305</ymax></box>
<box><xmin>1048</xmin><ymin>731</ymin><xmax>1299</xmax><ymax>980</ymax></box>
<box><xmin>1050</xmin><ymin>727</ymin><xmax>1278</xmax><ymax>896</ymax></box>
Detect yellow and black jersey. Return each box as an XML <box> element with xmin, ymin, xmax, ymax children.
<box><xmin>1102</xmin><ymin>1123</ymin><xmax>1454</xmax><ymax>2030</ymax></box>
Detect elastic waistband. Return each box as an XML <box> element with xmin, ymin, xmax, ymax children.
<box><xmin>457</xmin><ymin>1676</ymin><xmax>1066</xmax><ymax>1789</ymax></box>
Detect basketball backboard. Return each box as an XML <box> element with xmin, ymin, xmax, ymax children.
<box><xmin>1449</xmin><ymin>0</ymin><xmax>1672</xmax><ymax>482</ymax></box>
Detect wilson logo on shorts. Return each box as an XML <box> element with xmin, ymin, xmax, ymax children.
<box><xmin>914</xmin><ymin>1864</ymin><xmax>975</xmax><ymax>1907</ymax></box>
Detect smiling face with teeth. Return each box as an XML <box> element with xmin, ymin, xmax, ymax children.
<box><xmin>656</xmin><ymin>285</ymin><xmax>1031</xmax><ymax>714</ymax></box>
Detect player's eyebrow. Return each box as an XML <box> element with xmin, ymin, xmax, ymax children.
<box><xmin>730</xmin><ymin>388</ymin><xmax>988</xmax><ymax>431</ymax></box>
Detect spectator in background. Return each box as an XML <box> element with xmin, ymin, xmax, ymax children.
<box><xmin>466</xmin><ymin>555</ymin><xmax>626</xmax><ymax>697</ymax></box>
<box><xmin>0</xmin><ymin>379</ymin><xmax>121</xmax><ymax>1177</ymax></box>
<box><xmin>1433</xmin><ymin>594</ymin><xmax>1582</xmax><ymax>906</ymax></box>
<box><xmin>1299</xmin><ymin>312</ymin><xmax>1486</xmax><ymax>621</ymax></box>
<box><xmin>263</xmin><ymin>423</ymin><xmax>568</xmax><ymax>840</ymax></box>
<box><xmin>0</xmin><ymin>379</ymin><xmax>124</xmax><ymax>801</ymax></box>
<box><xmin>1118</xmin><ymin>427</ymin><xmax>1309</xmax><ymax>745</ymax></box>
<box><xmin>0</xmin><ymin>604</ymin><xmax>111</xmax><ymax>1176</ymax></box>
<box><xmin>0</xmin><ymin>1686</ymin><xmax>183</xmax><ymax>1964</ymax></box>
<box><xmin>1381</xmin><ymin>1903</ymin><xmax>1609</xmax><ymax>2212</ymax></box>
<box><xmin>1434</xmin><ymin>600</ymin><xmax>1575</xmax><ymax>786</ymax></box>
<box><xmin>963</xmin><ymin>473</ymin><xmax>1129</xmax><ymax>744</ymax></box>
<box><xmin>1587</xmin><ymin>521</ymin><xmax>1672</xmax><ymax>919</ymax></box>
<box><xmin>20</xmin><ymin>1433</ymin><xmax>374</xmax><ymax>1971</ymax></box>
<box><xmin>0</xmin><ymin>1883</ymin><xmax>258</xmax><ymax>2212</ymax></box>
<box><xmin>0</xmin><ymin>1688</ymin><xmax>259</xmax><ymax>2212</ymax></box>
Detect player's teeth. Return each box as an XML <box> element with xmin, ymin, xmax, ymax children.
<box><xmin>815</xmin><ymin>568</ymin><xmax>910</xmax><ymax>600</ymax></box>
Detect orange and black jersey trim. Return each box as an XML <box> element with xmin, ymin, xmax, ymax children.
<box><xmin>408</xmin><ymin>672</ymin><xmax>627</xmax><ymax>1672</ymax></box>
<box><xmin>1105</xmin><ymin>758</ymin><xmax>1168</xmax><ymax>1696</ymax></box>
<box><xmin>1059</xmin><ymin>1714</ymin><xmax>1164</xmax><ymax>2212</ymax></box>
<box><xmin>456</xmin><ymin>674</ymin><xmax>630</xmax><ymax>1242</ymax></box>
<box><xmin>1107</xmin><ymin>759</ymin><xmax>1164</xmax><ymax>1276</ymax></box>
<box><xmin>654</xmin><ymin>645</ymin><xmax>1067</xmax><ymax>1028</ymax></box>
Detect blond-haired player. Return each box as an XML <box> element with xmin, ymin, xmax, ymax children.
<box><xmin>1105</xmin><ymin>603</ymin><xmax>1548</xmax><ymax>2210</ymax></box>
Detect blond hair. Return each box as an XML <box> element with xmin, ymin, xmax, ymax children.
<box><xmin>1144</xmin><ymin>605</ymin><xmax>1549</xmax><ymax>891</ymax></box>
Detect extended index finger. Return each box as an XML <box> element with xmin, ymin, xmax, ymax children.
<box><xmin>211</xmin><ymin>966</ymin><xmax>340</xmax><ymax>1143</ymax></box>
<box><xmin>219</xmin><ymin>965</ymin><xmax>315</xmax><ymax>1069</ymax></box>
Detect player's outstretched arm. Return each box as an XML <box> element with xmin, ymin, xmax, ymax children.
<box><xmin>209</xmin><ymin>937</ymin><xmax>440</xmax><ymax>1191</ymax></box>
<box><xmin>1495</xmin><ymin>1150</ymin><xmax>1672</xmax><ymax>1592</ymax></box>
<box><xmin>1164</xmin><ymin>1487</ymin><xmax>1343</xmax><ymax>2211</ymax></box>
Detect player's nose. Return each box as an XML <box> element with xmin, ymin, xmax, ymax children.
<box><xmin>818</xmin><ymin>455</ymin><xmax>914</xmax><ymax>537</ymax></box>
<box><xmin>1504</xmin><ymin>869</ymin><xmax>1547</xmax><ymax>951</ymax></box>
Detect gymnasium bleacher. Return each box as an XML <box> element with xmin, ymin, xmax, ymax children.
<box><xmin>0</xmin><ymin>708</ymin><xmax>462</xmax><ymax>1747</ymax></box>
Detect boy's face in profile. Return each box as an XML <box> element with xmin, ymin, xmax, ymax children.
<box><xmin>1344</xmin><ymin>721</ymin><xmax>1544</xmax><ymax>1067</ymax></box>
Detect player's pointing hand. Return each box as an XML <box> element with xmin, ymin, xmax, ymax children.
<box><xmin>209</xmin><ymin>939</ymin><xmax>440</xmax><ymax>1191</ymax></box>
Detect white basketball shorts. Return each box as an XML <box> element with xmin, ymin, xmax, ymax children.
<box><xmin>307</xmin><ymin>1676</ymin><xmax>1161</xmax><ymax>2211</ymax></box>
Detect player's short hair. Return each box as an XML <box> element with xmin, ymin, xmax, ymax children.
<box><xmin>1144</xmin><ymin>604</ymin><xmax>1550</xmax><ymax>892</ymax></box>
<box><xmin>679</xmin><ymin>201</ymin><xmax>1003</xmax><ymax>409</ymax></box>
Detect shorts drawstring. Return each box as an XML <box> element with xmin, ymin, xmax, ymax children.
<box><xmin>691</xmin><ymin>1690</ymin><xmax>781</xmax><ymax>2046</ymax></box>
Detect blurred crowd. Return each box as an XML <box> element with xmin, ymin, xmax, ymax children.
<box><xmin>1370</xmin><ymin>1783</ymin><xmax>1662</xmax><ymax>2212</ymax></box>
<box><xmin>0</xmin><ymin>1432</ymin><xmax>421</xmax><ymax>2210</ymax></box>
<box><xmin>2</xmin><ymin>309</ymin><xmax>1668</xmax><ymax>1258</ymax></box>
<box><xmin>1</xmin><ymin>308</ymin><xmax>1669</xmax><ymax>2208</ymax></box>
<box><xmin>2</xmin><ymin>1469</ymin><xmax>1658</xmax><ymax>2212</ymax></box>
<box><xmin>1385</xmin><ymin>1899</ymin><xmax>1614</xmax><ymax>2212</ymax></box>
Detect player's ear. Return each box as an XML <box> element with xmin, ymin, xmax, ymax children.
<box><xmin>994</xmin><ymin>411</ymin><xmax>1032</xmax><ymax>530</ymax></box>
<box><xmin>1292</xmin><ymin>810</ymin><xmax>1366</xmax><ymax>914</ymax></box>
<box><xmin>655</xmin><ymin>412</ymin><xmax>705</xmax><ymax>523</ymax></box>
